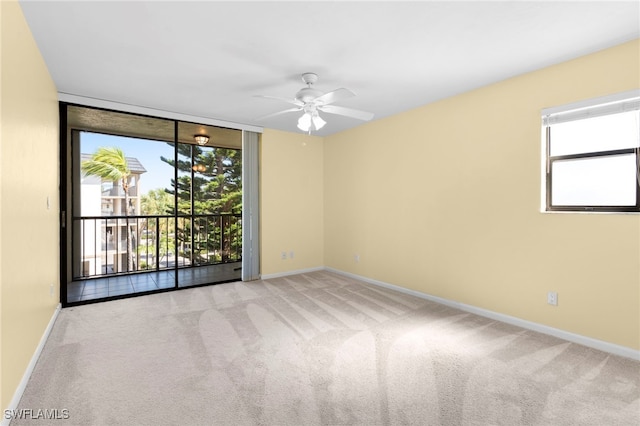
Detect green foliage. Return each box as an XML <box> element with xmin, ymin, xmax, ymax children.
<box><xmin>81</xmin><ymin>147</ymin><xmax>130</xmax><ymax>185</ymax></box>
<box><xmin>161</xmin><ymin>144</ymin><xmax>242</xmax><ymax>215</ymax></box>
<box><xmin>161</xmin><ymin>143</ymin><xmax>243</xmax><ymax>264</ymax></box>
<box><xmin>136</xmin><ymin>216</ymin><xmax>176</xmax><ymax>270</ymax></box>
<box><xmin>141</xmin><ymin>188</ymin><xmax>174</xmax><ymax>216</ymax></box>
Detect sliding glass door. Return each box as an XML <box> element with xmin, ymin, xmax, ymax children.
<box><xmin>61</xmin><ymin>104</ymin><xmax>247</xmax><ymax>305</ymax></box>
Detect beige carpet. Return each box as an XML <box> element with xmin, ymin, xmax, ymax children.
<box><xmin>13</xmin><ymin>271</ymin><xmax>640</xmax><ymax>425</ymax></box>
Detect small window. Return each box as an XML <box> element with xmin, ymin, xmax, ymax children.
<box><xmin>543</xmin><ymin>91</ymin><xmax>640</xmax><ymax>212</ymax></box>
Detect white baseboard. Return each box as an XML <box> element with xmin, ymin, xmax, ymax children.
<box><xmin>260</xmin><ymin>266</ymin><xmax>325</xmax><ymax>280</ymax></box>
<box><xmin>2</xmin><ymin>304</ymin><xmax>61</xmax><ymax>426</ymax></box>
<box><xmin>325</xmin><ymin>268</ymin><xmax>640</xmax><ymax>361</ymax></box>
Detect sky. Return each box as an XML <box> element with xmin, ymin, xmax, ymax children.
<box><xmin>550</xmin><ymin>110</ymin><xmax>639</xmax><ymax>206</ymax></box>
<box><xmin>80</xmin><ymin>132</ymin><xmax>175</xmax><ymax>194</ymax></box>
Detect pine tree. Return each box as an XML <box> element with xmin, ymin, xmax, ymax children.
<box><xmin>161</xmin><ymin>143</ymin><xmax>242</xmax><ymax>264</ymax></box>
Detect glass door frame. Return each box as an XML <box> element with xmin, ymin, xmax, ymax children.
<box><xmin>60</xmin><ymin>102</ymin><xmax>248</xmax><ymax>306</ymax></box>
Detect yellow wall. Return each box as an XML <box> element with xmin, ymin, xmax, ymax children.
<box><xmin>324</xmin><ymin>39</ymin><xmax>640</xmax><ymax>350</ymax></box>
<box><xmin>0</xmin><ymin>0</ymin><xmax>59</xmax><ymax>409</ymax></box>
<box><xmin>260</xmin><ymin>129</ymin><xmax>324</xmax><ymax>275</ymax></box>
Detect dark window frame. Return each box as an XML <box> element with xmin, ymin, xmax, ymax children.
<box><xmin>60</xmin><ymin>102</ymin><xmax>246</xmax><ymax>306</ymax></box>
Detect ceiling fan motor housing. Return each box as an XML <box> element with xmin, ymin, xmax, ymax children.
<box><xmin>296</xmin><ymin>72</ymin><xmax>323</xmax><ymax>103</ymax></box>
<box><xmin>296</xmin><ymin>87</ymin><xmax>323</xmax><ymax>103</ymax></box>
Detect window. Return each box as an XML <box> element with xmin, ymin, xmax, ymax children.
<box><xmin>543</xmin><ymin>91</ymin><xmax>640</xmax><ymax>212</ymax></box>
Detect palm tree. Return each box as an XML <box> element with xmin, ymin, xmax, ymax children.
<box><xmin>82</xmin><ymin>147</ymin><xmax>135</xmax><ymax>272</ymax></box>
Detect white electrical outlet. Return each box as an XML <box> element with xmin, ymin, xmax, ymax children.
<box><xmin>547</xmin><ymin>291</ymin><xmax>558</xmax><ymax>306</ymax></box>
<box><xmin>281</xmin><ymin>251</ymin><xmax>287</xmax><ymax>260</ymax></box>
<box><xmin>354</xmin><ymin>254</ymin><xmax>360</xmax><ymax>263</ymax></box>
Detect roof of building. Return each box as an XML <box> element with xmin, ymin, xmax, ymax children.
<box><xmin>81</xmin><ymin>153</ymin><xmax>147</xmax><ymax>174</ymax></box>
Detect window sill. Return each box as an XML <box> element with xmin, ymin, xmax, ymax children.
<box><xmin>540</xmin><ymin>209</ymin><xmax>640</xmax><ymax>215</ymax></box>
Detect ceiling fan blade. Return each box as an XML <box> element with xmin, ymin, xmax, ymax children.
<box><xmin>254</xmin><ymin>95</ymin><xmax>304</xmax><ymax>107</ymax></box>
<box><xmin>314</xmin><ymin>88</ymin><xmax>355</xmax><ymax>106</ymax></box>
<box><xmin>256</xmin><ymin>107</ymin><xmax>301</xmax><ymax>121</ymax></box>
<box><xmin>320</xmin><ymin>105</ymin><xmax>374</xmax><ymax>121</ymax></box>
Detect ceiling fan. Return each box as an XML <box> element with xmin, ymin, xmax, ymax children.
<box><xmin>256</xmin><ymin>72</ymin><xmax>374</xmax><ymax>133</ymax></box>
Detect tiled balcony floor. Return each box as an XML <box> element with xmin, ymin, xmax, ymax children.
<box><xmin>67</xmin><ymin>263</ymin><xmax>241</xmax><ymax>303</ymax></box>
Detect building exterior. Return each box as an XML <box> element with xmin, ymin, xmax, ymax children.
<box><xmin>79</xmin><ymin>154</ymin><xmax>146</xmax><ymax>276</ymax></box>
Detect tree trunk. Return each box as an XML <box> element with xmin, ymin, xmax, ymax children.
<box><xmin>123</xmin><ymin>179</ymin><xmax>134</xmax><ymax>272</ymax></box>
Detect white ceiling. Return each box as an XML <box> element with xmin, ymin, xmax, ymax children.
<box><xmin>19</xmin><ymin>1</ymin><xmax>640</xmax><ymax>137</ymax></box>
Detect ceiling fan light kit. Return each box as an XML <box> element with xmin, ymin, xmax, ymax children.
<box><xmin>297</xmin><ymin>110</ymin><xmax>326</xmax><ymax>132</ymax></box>
<box><xmin>256</xmin><ymin>72</ymin><xmax>374</xmax><ymax>134</ymax></box>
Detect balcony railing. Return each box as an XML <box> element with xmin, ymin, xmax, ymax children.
<box><xmin>73</xmin><ymin>213</ymin><xmax>242</xmax><ymax>279</ymax></box>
